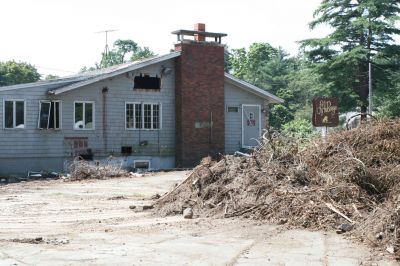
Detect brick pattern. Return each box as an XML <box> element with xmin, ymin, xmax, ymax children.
<box><xmin>175</xmin><ymin>41</ymin><xmax>225</xmax><ymax>167</ymax></box>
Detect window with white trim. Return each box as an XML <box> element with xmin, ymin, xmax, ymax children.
<box><xmin>38</xmin><ymin>101</ymin><xmax>61</xmax><ymax>129</ymax></box>
<box><xmin>126</xmin><ymin>103</ymin><xmax>161</xmax><ymax>129</ymax></box>
<box><xmin>4</xmin><ymin>100</ymin><xmax>25</xmax><ymax>129</ymax></box>
<box><xmin>74</xmin><ymin>102</ymin><xmax>94</xmax><ymax>130</ymax></box>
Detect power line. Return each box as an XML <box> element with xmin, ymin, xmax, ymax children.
<box><xmin>36</xmin><ymin>66</ymin><xmax>76</xmax><ymax>74</ymax></box>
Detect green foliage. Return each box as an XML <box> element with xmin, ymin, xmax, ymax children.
<box><xmin>44</xmin><ymin>74</ymin><xmax>59</xmax><ymax>80</ymax></box>
<box><xmin>301</xmin><ymin>0</ymin><xmax>400</xmax><ymax>114</ymax></box>
<box><xmin>269</xmin><ymin>105</ymin><xmax>294</xmax><ymax>129</ymax></box>
<box><xmin>282</xmin><ymin>119</ymin><xmax>317</xmax><ymax>139</ymax></box>
<box><xmin>82</xmin><ymin>39</ymin><xmax>156</xmax><ymax>70</ymax></box>
<box><xmin>0</xmin><ymin>61</ymin><xmax>41</xmax><ymax>86</ymax></box>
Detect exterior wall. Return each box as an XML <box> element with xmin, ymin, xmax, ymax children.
<box><xmin>224</xmin><ymin>82</ymin><xmax>267</xmax><ymax>154</ymax></box>
<box><xmin>175</xmin><ymin>41</ymin><xmax>225</xmax><ymax>167</ymax></box>
<box><xmin>0</xmin><ymin>59</ymin><xmax>176</xmax><ymax>176</ymax></box>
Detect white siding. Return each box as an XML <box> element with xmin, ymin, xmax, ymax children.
<box><xmin>224</xmin><ymin>82</ymin><xmax>267</xmax><ymax>154</ymax></box>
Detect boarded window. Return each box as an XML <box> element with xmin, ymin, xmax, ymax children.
<box><xmin>4</xmin><ymin>100</ymin><xmax>25</xmax><ymax>129</ymax></box>
<box><xmin>133</xmin><ymin>74</ymin><xmax>160</xmax><ymax>90</ymax></box>
<box><xmin>126</xmin><ymin>103</ymin><xmax>160</xmax><ymax>129</ymax></box>
<box><xmin>74</xmin><ymin>102</ymin><xmax>94</xmax><ymax>129</ymax></box>
<box><xmin>38</xmin><ymin>101</ymin><xmax>61</xmax><ymax>129</ymax></box>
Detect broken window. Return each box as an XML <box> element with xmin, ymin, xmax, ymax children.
<box><xmin>38</xmin><ymin>101</ymin><xmax>61</xmax><ymax>129</ymax></box>
<box><xmin>74</xmin><ymin>102</ymin><xmax>94</xmax><ymax>130</ymax></box>
<box><xmin>4</xmin><ymin>100</ymin><xmax>25</xmax><ymax>129</ymax></box>
<box><xmin>133</xmin><ymin>74</ymin><xmax>161</xmax><ymax>90</ymax></box>
<box><xmin>126</xmin><ymin>103</ymin><xmax>161</xmax><ymax>130</ymax></box>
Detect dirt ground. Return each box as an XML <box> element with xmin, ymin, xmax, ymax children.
<box><xmin>0</xmin><ymin>172</ymin><xmax>396</xmax><ymax>266</ymax></box>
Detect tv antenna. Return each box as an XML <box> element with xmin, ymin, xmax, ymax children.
<box><xmin>95</xmin><ymin>29</ymin><xmax>118</xmax><ymax>66</ymax></box>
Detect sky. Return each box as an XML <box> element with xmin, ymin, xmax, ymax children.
<box><xmin>1</xmin><ymin>0</ymin><xmax>329</xmax><ymax>77</ymax></box>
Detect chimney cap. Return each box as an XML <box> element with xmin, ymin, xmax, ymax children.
<box><xmin>171</xmin><ymin>29</ymin><xmax>227</xmax><ymax>44</ymax></box>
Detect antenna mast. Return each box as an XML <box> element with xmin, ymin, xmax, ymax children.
<box><xmin>95</xmin><ymin>29</ymin><xmax>118</xmax><ymax>67</ymax></box>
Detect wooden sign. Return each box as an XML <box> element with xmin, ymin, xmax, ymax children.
<box><xmin>312</xmin><ymin>98</ymin><xmax>339</xmax><ymax>127</ymax></box>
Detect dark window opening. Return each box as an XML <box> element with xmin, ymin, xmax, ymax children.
<box><xmin>121</xmin><ymin>146</ymin><xmax>132</xmax><ymax>156</ymax></box>
<box><xmin>134</xmin><ymin>74</ymin><xmax>160</xmax><ymax>90</ymax></box>
<box><xmin>5</xmin><ymin>100</ymin><xmax>25</xmax><ymax>128</ymax></box>
<box><xmin>39</xmin><ymin>101</ymin><xmax>60</xmax><ymax>129</ymax></box>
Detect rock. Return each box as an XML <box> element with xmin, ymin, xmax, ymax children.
<box><xmin>183</xmin><ymin>208</ymin><xmax>193</xmax><ymax>219</ymax></box>
<box><xmin>278</xmin><ymin>218</ymin><xmax>288</xmax><ymax>225</ymax></box>
<box><xmin>129</xmin><ymin>205</ymin><xmax>136</xmax><ymax>210</ymax></box>
<box><xmin>35</xmin><ymin>237</ymin><xmax>43</xmax><ymax>242</ymax></box>
<box><xmin>376</xmin><ymin>232</ymin><xmax>384</xmax><ymax>240</ymax></box>
<box><xmin>386</xmin><ymin>245</ymin><xmax>395</xmax><ymax>254</ymax></box>
<box><xmin>142</xmin><ymin>205</ymin><xmax>154</xmax><ymax>210</ymax></box>
<box><xmin>337</xmin><ymin>223</ymin><xmax>353</xmax><ymax>233</ymax></box>
<box><xmin>150</xmin><ymin>194</ymin><xmax>161</xmax><ymax>200</ymax></box>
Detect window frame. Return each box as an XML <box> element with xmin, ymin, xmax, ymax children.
<box><xmin>38</xmin><ymin>100</ymin><xmax>62</xmax><ymax>130</ymax></box>
<box><xmin>133</xmin><ymin>160</ymin><xmax>151</xmax><ymax>169</ymax></box>
<box><xmin>73</xmin><ymin>101</ymin><xmax>95</xmax><ymax>130</ymax></box>
<box><xmin>125</xmin><ymin>102</ymin><xmax>162</xmax><ymax>130</ymax></box>
<box><xmin>3</xmin><ymin>99</ymin><xmax>26</xmax><ymax>130</ymax></box>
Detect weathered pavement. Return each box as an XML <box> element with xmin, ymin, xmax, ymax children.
<box><xmin>0</xmin><ymin>172</ymin><xmax>396</xmax><ymax>266</ymax></box>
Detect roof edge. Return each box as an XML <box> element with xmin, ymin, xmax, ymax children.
<box><xmin>224</xmin><ymin>73</ymin><xmax>284</xmax><ymax>104</ymax></box>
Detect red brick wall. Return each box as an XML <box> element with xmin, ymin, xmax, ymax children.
<box><xmin>175</xmin><ymin>41</ymin><xmax>225</xmax><ymax>167</ymax></box>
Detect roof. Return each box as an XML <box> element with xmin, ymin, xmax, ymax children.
<box><xmin>224</xmin><ymin>73</ymin><xmax>284</xmax><ymax>104</ymax></box>
<box><xmin>49</xmin><ymin>52</ymin><xmax>181</xmax><ymax>95</ymax></box>
<box><xmin>0</xmin><ymin>51</ymin><xmax>283</xmax><ymax>104</ymax></box>
<box><xmin>0</xmin><ymin>52</ymin><xmax>181</xmax><ymax>93</ymax></box>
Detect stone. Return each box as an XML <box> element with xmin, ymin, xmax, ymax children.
<box><xmin>142</xmin><ymin>205</ymin><xmax>154</xmax><ymax>210</ymax></box>
<box><xmin>150</xmin><ymin>194</ymin><xmax>161</xmax><ymax>200</ymax></box>
<box><xmin>183</xmin><ymin>208</ymin><xmax>193</xmax><ymax>219</ymax></box>
<box><xmin>386</xmin><ymin>245</ymin><xmax>395</xmax><ymax>254</ymax></box>
<box><xmin>129</xmin><ymin>205</ymin><xmax>136</xmax><ymax>210</ymax></box>
<box><xmin>278</xmin><ymin>218</ymin><xmax>288</xmax><ymax>225</ymax></box>
<box><xmin>337</xmin><ymin>223</ymin><xmax>353</xmax><ymax>233</ymax></box>
<box><xmin>376</xmin><ymin>232</ymin><xmax>384</xmax><ymax>240</ymax></box>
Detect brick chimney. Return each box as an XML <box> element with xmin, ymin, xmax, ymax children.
<box><xmin>194</xmin><ymin>23</ymin><xmax>206</xmax><ymax>42</ymax></box>
<box><xmin>173</xmin><ymin>24</ymin><xmax>227</xmax><ymax>167</ymax></box>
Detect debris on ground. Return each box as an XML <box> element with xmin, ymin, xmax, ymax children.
<box><xmin>107</xmin><ymin>195</ymin><xmax>128</xmax><ymax>200</ymax></box>
<box><xmin>67</xmin><ymin>159</ymin><xmax>129</xmax><ymax>180</ymax></box>
<box><xmin>183</xmin><ymin>208</ymin><xmax>194</xmax><ymax>219</ymax></box>
<box><xmin>155</xmin><ymin>119</ymin><xmax>400</xmax><ymax>255</ymax></box>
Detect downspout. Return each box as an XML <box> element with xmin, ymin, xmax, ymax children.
<box><xmin>102</xmin><ymin>87</ymin><xmax>108</xmax><ymax>155</ymax></box>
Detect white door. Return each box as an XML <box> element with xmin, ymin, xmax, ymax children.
<box><xmin>242</xmin><ymin>104</ymin><xmax>261</xmax><ymax>148</ymax></box>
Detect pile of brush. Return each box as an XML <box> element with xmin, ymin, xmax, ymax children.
<box><xmin>67</xmin><ymin>158</ymin><xmax>128</xmax><ymax>181</ymax></box>
<box><xmin>155</xmin><ymin>119</ymin><xmax>400</xmax><ymax>255</ymax></box>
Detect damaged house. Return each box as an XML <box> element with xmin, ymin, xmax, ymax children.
<box><xmin>0</xmin><ymin>24</ymin><xmax>283</xmax><ymax>176</ymax></box>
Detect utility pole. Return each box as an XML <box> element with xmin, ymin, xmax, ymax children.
<box><xmin>368</xmin><ymin>62</ymin><xmax>372</xmax><ymax>115</ymax></box>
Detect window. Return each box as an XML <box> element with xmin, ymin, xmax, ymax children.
<box><xmin>133</xmin><ymin>74</ymin><xmax>160</xmax><ymax>90</ymax></box>
<box><xmin>227</xmin><ymin>106</ymin><xmax>239</xmax><ymax>113</ymax></box>
<box><xmin>38</xmin><ymin>101</ymin><xmax>61</xmax><ymax>129</ymax></box>
<box><xmin>126</xmin><ymin>103</ymin><xmax>161</xmax><ymax>130</ymax></box>
<box><xmin>133</xmin><ymin>160</ymin><xmax>150</xmax><ymax>169</ymax></box>
<box><xmin>74</xmin><ymin>102</ymin><xmax>94</xmax><ymax>130</ymax></box>
<box><xmin>4</xmin><ymin>100</ymin><xmax>25</xmax><ymax>129</ymax></box>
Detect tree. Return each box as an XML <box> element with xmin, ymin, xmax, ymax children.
<box><xmin>0</xmin><ymin>61</ymin><xmax>40</xmax><ymax>86</ymax></box>
<box><xmin>301</xmin><ymin>0</ymin><xmax>400</xmax><ymax>118</ymax></box>
<box><xmin>99</xmin><ymin>39</ymin><xmax>155</xmax><ymax>68</ymax></box>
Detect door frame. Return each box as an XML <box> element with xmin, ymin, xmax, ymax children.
<box><xmin>241</xmin><ymin>104</ymin><xmax>262</xmax><ymax>148</ymax></box>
